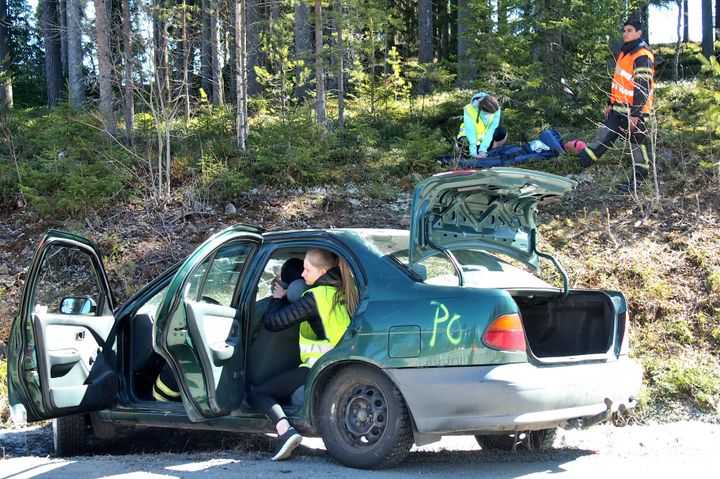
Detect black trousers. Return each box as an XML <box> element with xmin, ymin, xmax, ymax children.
<box><xmin>459</xmin><ymin>126</ymin><xmax>508</xmax><ymax>153</ymax></box>
<box><xmin>246</xmin><ymin>367</ymin><xmax>310</xmax><ymax>425</ymax></box>
<box><xmin>581</xmin><ymin>110</ymin><xmax>650</xmax><ymax>176</ymax></box>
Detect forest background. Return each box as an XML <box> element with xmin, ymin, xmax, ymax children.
<box><xmin>0</xmin><ymin>0</ymin><xmax>719</xmax><ymax>427</ymax></box>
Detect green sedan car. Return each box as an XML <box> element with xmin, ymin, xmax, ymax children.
<box><xmin>7</xmin><ymin>168</ymin><xmax>642</xmax><ymax>469</ymax></box>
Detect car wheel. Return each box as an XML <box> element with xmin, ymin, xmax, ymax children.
<box><xmin>53</xmin><ymin>415</ymin><xmax>88</xmax><ymax>456</ymax></box>
<box><xmin>475</xmin><ymin>428</ymin><xmax>557</xmax><ymax>451</ymax></box>
<box><xmin>318</xmin><ymin>365</ymin><xmax>414</xmax><ymax>469</ymax></box>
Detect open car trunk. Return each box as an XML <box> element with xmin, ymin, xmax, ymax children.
<box><xmin>511</xmin><ymin>290</ymin><xmax>622</xmax><ymax>361</ymax></box>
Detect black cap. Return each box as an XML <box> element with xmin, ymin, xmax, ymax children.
<box><xmin>623</xmin><ymin>17</ymin><xmax>644</xmax><ymax>31</ymax></box>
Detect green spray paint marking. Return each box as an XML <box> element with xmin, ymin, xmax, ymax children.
<box><xmin>429</xmin><ymin>301</ymin><xmax>462</xmax><ymax>347</ymax></box>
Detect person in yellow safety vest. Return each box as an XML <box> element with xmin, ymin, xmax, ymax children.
<box><xmin>246</xmin><ymin>248</ymin><xmax>358</xmax><ymax>461</ymax></box>
<box><xmin>457</xmin><ymin>92</ymin><xmax>507</xmax><ymax>158</ymax></box>
<box><xmin>578</xmin><ymin>17</ymin><xmax>655</xmax><ymax>193</ymax></box>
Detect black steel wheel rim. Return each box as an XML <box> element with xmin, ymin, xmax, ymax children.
<box><xmin>340</xmin><ymin>384</ymin><xmax>387</xmax><ymax>447</ymax></box>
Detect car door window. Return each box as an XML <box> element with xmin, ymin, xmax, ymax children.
<box><xmin>32</xmin><ymin>244</ymin><xmax>107</xmax><ymax>316</ymax></box>
<box><xmin>184</xmin><ymin>241</ymin><xmax>252</xmax><ymax>307</ymax></box>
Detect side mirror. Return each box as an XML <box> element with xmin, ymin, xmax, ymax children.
<box><xmin>59</xmin><ymin>297</ymin><xmax>97</xmax><ymax>315</ymax></box>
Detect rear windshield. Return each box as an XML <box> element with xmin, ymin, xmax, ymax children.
<box><xmin>357</xmin><ymin>230</ymin><xmax>552</xmax><ymax>289</ymax></box>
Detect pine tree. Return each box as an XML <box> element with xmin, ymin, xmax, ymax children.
<box><xmin>41</xmin><ymin>0</ymin><xmax>62</xmax><ymax>107</ymax></box>
<box><xmin>66</xmin><ymin>0</ymin><xmax>83</xmax><ymax>109</ymax></box>
<box><xmin>121</xmin><ymin>0</ymin><xmax>134</xmax><ymax>144</ymax></box>
<box><xmin>0</xmin><ymin>0</ymin><xmax>12</xmax><ymax>110</ymax></box>
<box><xmin>701</xmin><ymin>0</ymin><xmax>714</xmax><ymax>58</ymax></box>
<box><xmin>96</xmin><ymin>0</ymin><xmax>115</xmax><ymax>135</ymax></box>
<box><xmin>417</xmin><ymin>0</ymin><xmax>432</xmax><ymax>93</ymax></box>
<box><xmin>315</xmin><ymin>0</ymin><xmax>325</xmax><ymax>124</ymax></box>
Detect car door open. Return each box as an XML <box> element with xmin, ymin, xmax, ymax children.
<box><xmin>8</xmin><ymin>231</ymin><xmax>118</xmax><ymax>424</ymax></box>
<box><xmin>154</xmin><ymin>227</ymin><xmax>262</xmax><ymax>421</ymax></box>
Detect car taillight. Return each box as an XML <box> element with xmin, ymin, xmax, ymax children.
<box><xmin>483</xmin><ymin>313</ymin><xmax>526</xmax><ymax>351</ymax></box>
<box><xmin>620</xmin><ymin>312</ymin><xmax>630</xmax><ymax>355</ymax></box>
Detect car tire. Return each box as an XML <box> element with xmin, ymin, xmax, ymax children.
<box><xmin>318</xmin><ymin>365</ymin><xmax>414</xmax><ymax>469</ymax></box>
<box><xmin>53</xmin><ymin>415</ymin><xmax>88</xmax><ymax>457</ymax></box>
<box><xmin>475</xmin><ymin>428</ymin><xmax>557</xmax><ymax>451</ymax></box>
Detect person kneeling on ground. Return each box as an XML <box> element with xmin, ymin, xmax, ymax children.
<box><xmin>457</xmin><ymin>92</ymin><xmax>507</xmax><ymax>158</ymax></box>
<box><xmin>247</xmin><ymin>248</ymin><xmax>358</xmax><ymax>461</ymax></box>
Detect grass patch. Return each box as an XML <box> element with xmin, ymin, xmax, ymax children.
<box><xmin>1</xmin><ymin>359</ymin><xmax>9</xmax><ymax>427</ymax></box>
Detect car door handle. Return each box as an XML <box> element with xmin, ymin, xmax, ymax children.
<box><xmin>210</xmin><ymin>342</ymin><xmax>234</xmax><ymax>364</ymax></box>
<box><xmin>48</xmin><ymin>349</ymin><xmax>82</xmax><ymax>366</ymax></box>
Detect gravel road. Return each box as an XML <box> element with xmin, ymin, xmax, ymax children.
<box><xmin>1</xmin><ymin>421</ymin><xmax>719</xmax><ymax>478</ymax></box>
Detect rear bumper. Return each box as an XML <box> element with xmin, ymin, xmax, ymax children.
<box><xmin>386</xmin><ymin>358</ymin><xmax>643</xmax><ymax>434</ymax></box>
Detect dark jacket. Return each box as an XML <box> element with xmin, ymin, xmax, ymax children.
<box><xmin>262</xmin><ymin>267</ymin><xmax>342</xmax><ymax>339</ymax></box>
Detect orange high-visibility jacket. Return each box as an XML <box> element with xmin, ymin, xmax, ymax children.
<box><xmin>610</xmin><ymin>46</ymin><xmax>654</xmax><ymax>115</ymax></box>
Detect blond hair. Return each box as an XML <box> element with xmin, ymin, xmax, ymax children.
<box><xmin>306</xmin><ymin>248</ymin><xmax>357</xmax><ymax>317</ymax></box>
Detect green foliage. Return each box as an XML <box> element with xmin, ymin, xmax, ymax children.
<box><xmin>246</xmin><ymin>111</ymin><xmax>334</xmax><ymax>186</ymax></box>
<box><xmin>0</xmin><ymin>358</ymin><xmax>8</xmax><ymax>427</ymax></box>
<box><xmin>643</xmin><ymin>355</ymin><xmax>720</xmax><ymax>414</ymax></box>
<box><xmin>1</xmin><ymin>106</ymin><xmax>132</xmax><ymax>218</ymax></box>
<box><xmin>386</xmin><ymin>125</ymin><xmax>447</xmax><ymax>176</ymax></box>
<box><xmin>465</xmin><ymin>0</ymin><xmax>628</xmax><ymax>129</ymax></box>
<box><xmin>5</xmin><ymin>0</ymin><xmax>44</xmax><ymax>107</ymax></box>
<box><xmin>254</xmin><ymin>3</ymin><xmax>309</xmax><ymax>114</ymax></box>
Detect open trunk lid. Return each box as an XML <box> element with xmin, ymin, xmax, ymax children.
<box><xmin>409</xmin><ymin>168</ymin><xmax>576</xmax><ymax>270</ymax></box>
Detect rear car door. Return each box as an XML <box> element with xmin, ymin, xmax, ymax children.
<box><xmin>8</xmin><ymin>231</ymin><xmax>117</xmax><ymax>424</ymax></box>
<box><xmin>154</xmin><ymin>226</ymin><xmax>263</xmax><ymax>421</ymax></box>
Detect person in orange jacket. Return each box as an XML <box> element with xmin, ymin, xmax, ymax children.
<box><xmin>578</xmin><ymin>18</ymin><xmax>654</xmax><ymax>192</ymax></box>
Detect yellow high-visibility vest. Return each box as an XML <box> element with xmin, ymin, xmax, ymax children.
<box><xmin>298</xmin><ymin>285</ymin><xmax>350</xmax><ymax>368</ymax></box>
<box><xmin>457</xmin><ymin>103</ymin><xmax>495</xmax><ymax>143</ymax></box>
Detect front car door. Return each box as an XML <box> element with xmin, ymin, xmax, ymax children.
<box><xmin>154</xmin><ymin>225</ymin><xmax>263</xmax><ymax>421</ymax></box>
<box><xmin>8</xmin><ymin>231</ymin><xmax>117</xmax><ymax>424</ymax></box>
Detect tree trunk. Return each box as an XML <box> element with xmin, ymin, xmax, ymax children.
<box><xmin>294</xmin><ymin>0</ymin><xmax>312</xmax><ymax>99</ymax></box>
<box><xmin>336</xmin><ymin>0</ymin><xmax>344</xmax><ymax>129</ymax></box>
<box><xmin>438</xmin><ymin>0</ymin><xmax>449</xmax><ymax>60</ymax></box>
<box><xmin>701</xmin><ymin>0</ymin><xmax>714</xmax><ymax>59</ymax></box>
<box><xmin>0</xmin><ymin>0</ymin><xmax>12</xmax><ymax>110</ymax></box>
<box><xmin>121</xmin><ymin>0</ymin><xmax>134</xmax><ymax>144</ymax></box>
<box><xmin>456</xmin><ymin>0</ymin><xmax>473</xmax><ymax>86</ymax></box>
<box><xmin>201</xmin><ymin>0</ymin><xmax>212</xmax><ymax>99</ymax></box>
<box><xmin>716</xmin><ymin>0</ymin><xmax>719</xmax><ymax>41</ymax></box>
<box><xmin>96</xmin><ymin>0</ymin><xmax>115</xmax><ymax>135</ymax></box>
<box><xmin>181</xmin><ymin>0</ymin><xmax>190</xmax><ymax>123</ymax></box>
<box><xmin>673</xmin><ymin>0</ymin><xmax>682</xmax><ymax>81</ymax></box>
<box><xmin>210</xmin><ymin>0</ymin><xmax>223</xmax><ymax>105</ymax></box>
<box><xmin>314</xmin><ymin>0</ymin><xmax>325</xmax><ymax>124</ymax></box>
<box><xmin>418</xmin><ymin>0</ymin><xmax>433</xmax><ymax>93</ymax></box>
<box><xmin>683</xmin><ymin>0</ymin><xmax>689</xmax><ymax>43</ymax></box>
<box><xmin>153</xmin><ymin>0</ymin><xmax>170</xmax><ymax>102</ymax></box>
<box><xmin>449</xmin><ymin>0</ymin><xmax>457</xmax><ymax>54</ymax></box>
<box><xmin>246</xmin><ymin>0</ymin><xmax>261</xmax><ymax>95</ymax></box>
<box><xmin>59</xmin><ymin>0</ymin><xmax>67</xmax><ymax>79</ymax></box>
<box><xmin>66</xmin><ymin>0</ymin><xmax>84</xmax><ymax>109</ymax></box>
<box><xmin>235</xmin><ymin>0</ymin><xmax>247</xmax><ymax>149</ymax></box>
<box><xmin>42</xmin><ymin>0</ymin><xmax>63</xmax><ymax>107</ymax></box>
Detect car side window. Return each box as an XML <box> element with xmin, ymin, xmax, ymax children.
<box><xmin>32</xmin><ymin>244</ymin><xmax>107</xmax><ymax>316</ymax></box>
<box><xmin>416</xmin><ymin>252</ymin><xmax>459</xmax><ymax>286</ymax></box>
<box><xmin>136</xmin><ymin>283</ymin><xmax>170</xmax><ymax>319</ymax></box>
<box><xmin>184</xmin><ymin>241</ymin><xmax>252</xmax><ymax>307</ymax></box>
